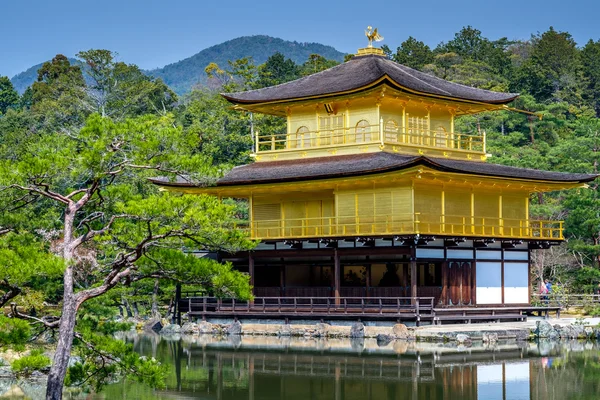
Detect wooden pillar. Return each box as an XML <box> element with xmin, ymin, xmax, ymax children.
<box><xmin>410</xmin><ymin>246</ymin><xmax>417</xmax><ymax>304</ymax></box>
<box><xmin>280</xmin><ymin>264</ymin><xmax>285</xmax><ymax>298</ymax></box>
<box><xmin>365</xmin><ymin>264</ymin><xmax>371</xmax><ymax>298</ymax></box>
<box><xmin>175</xmin><ymin>283</ymin><xmax>181</xmax><ymax>325</ymax></box>
<box><xmin>441</xmin><ymin>261</ymin><xmax>448</xmax><ymax>306</ymax></box>
<box><xmin>248</xmin><ymin>253</ymin><xmax>255</xmax><ymax>294</ymax></box>
<box><xmin>334</xmin><ymin>248</ymin><xmax>341</xmax><ymax>305</ymax></box>
<box><xmin>248</xmin><ymin>253</ymin><xmax>255</xmax><ymax>306</ymax></box>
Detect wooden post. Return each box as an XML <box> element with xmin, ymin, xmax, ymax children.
<box><xmin>365</xmin><ymin>264</ymin><xmax>371</xmax><ymax>298</ymax></box>
<box><xmin>334</xmin><ymin>248</ymin><xmax>341</xmax><ymax>306</ymax></box>
<box><xmin>248</xmin><ymin>253</ymin><xmax>255</xmax><ymax>305</ymax></box>
<box><xmin>174</xmin><ymin>283</ymin><xmax>182</xmax><ymax>325</ymax></box>
<box><xmin>411</xmin><ymin>246</ymin><xmax>417</xmax><ymax>305</ymax></box>
<box><xmin>280</xmin><ymin>264</ymin><xmax>285</xmax><ymax>298</ymax></box>
<box><xmin>441</xmin><ymin>261</ymin><xmax>448</xmax><ymax>306</ymax></box>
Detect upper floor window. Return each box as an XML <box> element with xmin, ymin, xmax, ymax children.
<box><xmin>319</xmin><ymin>115</ymin><xmax>344</xmax><ymax>145</ymax></box>
<box><xmin>288</xmin><ymin>126</ymin><xmax>310</xmax><ymax>149</ymax></box>
<box><xmin>355</xmin><ymin>119</ymin><xmax>371</xmax><ymax>143</ymax></box>
<box><xmin>384</xmin><ymin>119</ymin><xmax>399</xmax><ymax>143</ymax></box>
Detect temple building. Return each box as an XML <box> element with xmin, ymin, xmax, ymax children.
<box><xmin>154</xmin><ymin>38</ymin><xmax>596</xmax><ymax>318</ymax></box>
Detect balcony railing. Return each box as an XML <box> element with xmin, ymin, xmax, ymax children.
<box><xmin>247</xmin><ymin>213</ymin><xmax>563</xmax><ymax>240</ymax></box>
<box><xmin>255</xmin><ymin>125</ymin><xmax>485</xmax><ymax>154</ymax></box>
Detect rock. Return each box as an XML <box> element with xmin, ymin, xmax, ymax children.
<box><xmin>315</xmin><ymin>322</ymin><xmax>330</xmax><ymax>338</ymax></box>
<box><xmin>392</xmin><ymin>323</ymin><xmax>414</xmax><ymax>340</ymax></box>
<box><xmin>0</xmin><ymin>385</ymin><xmax>25</xmax><ymax>398</ymax></box>
<box><xmin>160</xmin><ymin>324</ymin><xmax>181</xmax><ymax>334</ymax></box>
<box><xmin>514</xmin><ymin>330</ymin><xmax>529</xmax><ymax>342</ymax></box>
<box><xmin>34</xmin><ymin>330</ymin><xmax>55</xmax><ymax>345</ymax></box>
<box><xmin>198</xmin><ymin>321</ymin><xmax>214</xmax><ymax>334</ymax></box>
<box><xmin>349</xmin><ymin>322</ymin><xmax>365</xmax><ymax>338</ymax></box>
<box><xmin>278</xmin><ymin>324</ymin><xmax>292</xmax><ymax>337</ymax></box>
<box><xmin>584</xmin><ymin>326</ymin><xmax>594</xmax><ymax>338</ymax></box>
<box><xmin>572</xmin><ymin>324</ymin><xmax>586</xmax><ymax>339</ymax></box>
<box><xmin>376</xmin><ymin>334</ymin><xmax>394</xmax><ymax>347</ymax></box>
<box><xmin>181</xmin><ymin>322</ymin><xmax>199</xmax><ymax>334</ymax></box>
<box><xmin>456</xmin><ymin>334</ymin><xmax>472</xmax><ymax>345</ymax></box>
<box><xmin>535</xmin><ymin>320</ymin><xmax>557</xmax><ymax>338</ymax></box>
<box><xmin>482</xmin><ymin>332</ymin><xmax>498</xmax><ymax>344</ymax></box>
<box><xmin>548</xmin><ymin>330</ymin><xmax>560</xmax><ymax>341</ymax></box>
<box><xmin>227</xmin><ymin>320</ymin><xmax>243</xmax><ymax>335</ymax></box>
<box><xmin>143</xmin><ymin>319</ymin><xmax>163</xmax><ymax>333</ymax></box>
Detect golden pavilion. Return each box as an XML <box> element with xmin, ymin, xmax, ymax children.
<box><xmin>155</xmin><ymin>33</ymin><xmax>597</xmax><ymax>321</ymax></box>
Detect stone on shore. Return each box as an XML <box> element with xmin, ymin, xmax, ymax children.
<box><xmin>376</xmin><ymin>334</ymin><xmax>394</xmax><ymax>347</ymax></box>
<box><xmin>535</xmin><ymin>320</ymin><xmax>557</xmax><ymax>338</ymax></box>
<box><xmin>315</xmin><ymin>322</ymin><xmax>330</xmax><ymax>338</ymax></box>
<box><xmin>181</xmin><ymin>322</ymin><xmax>199</xmax><ymax>334</ymax></box>
<box><xmin>392</xmin><ymin>323</ymin><xmax>414</xmax><ymax>340</ymax></box>
<box><xmin>349</xmin><ymin>322</ymin><xmax>365</xmax><ymax>338</ymax></box>
<box><xmin>482</xmin><ymin>332</ymin><xmax>498</xmax><ymax>344</ymax></box>
<box><xmin>198</xmin><ymin>321</ymin><xmax>214</xmax><ymax>334</ymax></box>
<box><xmin>160</xmin><ymin>324</ymin><xmax>181</xmax><ymax>334</ymax></box>
<box><xmin>143</xmin><ymin>319</ymin><xmax>163</xmax><ymax>333</ymax></box>
<box><xmin>227</xmin><ymin>320</ymin><xmax>243</xmax><ymax>335</ymax></box>
<box><xmin>456</xmin><ymin>334</ymin><xmax>472</xmax><ymax>345</ymax></box>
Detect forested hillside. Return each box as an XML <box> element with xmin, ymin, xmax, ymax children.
<box><xmin>9</xmin><ymin>35</ymin><xmax>346</xmax><ymax>95</ymax></box>
<box><xmin>149</xmin><ymin>35</ymin><xmax>346</xmax><ymax>94</ymax></box>
<box><xmin>2</xmin><ymin>25</ymin><xmax>600</xmax><ymax>394</ymax></box>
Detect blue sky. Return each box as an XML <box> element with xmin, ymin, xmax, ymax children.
<box><xmin>1</xmin><ymin>0</ymin><xmax>599</xmax><ymax>78</ymax></box>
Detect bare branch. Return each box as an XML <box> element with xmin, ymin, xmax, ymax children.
<box><xmin>9</xmin><ymin>303</ymin><xmax>60</xmax><ymax>328</ymax></box>
<box><xmin>71</xmin><ymin>214</ymin><xmax>129</xmax><ymax>249</ymax></box>
<box><xmin>9</xmin><ymin>184</ymin><xmax>72</xmax><ymax>205</ymax></box>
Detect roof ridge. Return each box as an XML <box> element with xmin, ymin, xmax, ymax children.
<box><xmin>380</xmin><ymin>58</ymin><xmax>453</xmax><ymax>96</ymax></box>
<box><xmin>223</xmin><ymin>61</ymin><xmax>351</xmax><ymax>97</ymax></box>
<box><xmin>387</xmin><ymin>58</ymin><xmax>519</xmax><ymax>97</ymax></box>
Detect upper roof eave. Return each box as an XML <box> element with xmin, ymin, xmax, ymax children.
<box><xmin>221</xmin><ymin>55</ymin><xmax>519</xmax><ymax>107</ymax></box>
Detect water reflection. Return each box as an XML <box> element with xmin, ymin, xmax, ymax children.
<box><xmin>96</xmin><ymin>334</ymin><xmax>600</xmax><ymax>400</ymax></box>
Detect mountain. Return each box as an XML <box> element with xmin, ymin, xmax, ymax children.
<box><xmin>10</xmin><ymin>36</ymin><xmax>347</xmax><ymax>95</ymax></box>
<box><xmin>149</xmin><ymin>35</ymin><xmax>346</xmax><ymax>95</ymax></box>
<box><xmin>10</xmin><ymin>58</ymin><xmax>81</xmax><ymax>94</ymax></box>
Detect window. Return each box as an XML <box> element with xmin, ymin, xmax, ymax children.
<box><xmin>355</xmin><ymin>119</ymin><xmax>371</xmax><ymax>143</ymax></box>
<box><xmin>290</xmin><ymin>126</ymin><xmax>309</xmax><ymax>149</ymax></box>
<box><xmin>384</xmin><ymin>119</ymin><xmax>399</xmax><ymax>143</ymax></box>
<box><xmin>407</xmin><ymin>115</ymin><xmax>429</xmax><ymax>145</ymax></box>
<box><xmin>319</xmin><ymin>115</ymin><xmax>344</xmax><ymax>145</ymax></box>
<box><xmin>435</xmin><ymin>126</ymin><xmax>447</xmax><ymax>148</ymax></box>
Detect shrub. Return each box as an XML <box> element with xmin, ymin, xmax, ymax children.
<box><xmin>0</xmin><ymin>316</ymin><xmax>31</xmax><ymax>346</ymax></box>
<box><xmin>11</xmin><ymin>349</ymin><xmax>51</xmax><ymax>375</ymax></box>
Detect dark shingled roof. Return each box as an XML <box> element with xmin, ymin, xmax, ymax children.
<box><xmin>223</xmin><ymin>54</ymin><xmax>519</xmax><ymax>105</ymax></box>
<box><xmin>150</xmin><ymin>153</ymin><xmax>597</xmax><ymax>188</ymax></box>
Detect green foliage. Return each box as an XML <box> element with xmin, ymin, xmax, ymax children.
<box><xmin>11</xmin><ymin>349</ymin><xmax>51</xmax><ymax>375</ymax></box>
<box><xmin>0</xmin><ymin>316</ymin><xmax>31</xmax><ymax>346</ymax></box>
<box><xmin>384</xmin><ymin>37</ymin><xmax>434</xmax><ymax>70</ymax></box>
<box><xmin>0</xmin><ymin>76</ymin><xmax>19</xmax><ymax>114</ymax></box>
<box><xmin>66</xmin><ymin>332</ymin><xmax>168</xmax><ymax>392</ymax></box>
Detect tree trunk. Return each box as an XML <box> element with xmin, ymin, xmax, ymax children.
<box><xmin>45</xmin><ymin>268</ymin><xmax>77</xmax><ymax>400</ymax></box>
<box><xmin>123</xmin><ymin>296</ymin><xmax>133</xmax><ymax>318</ymax></box>
<box><xmin>46</xmin><ymin>205</ymin><xmax>78</xmax><ymax>400</ymax></box>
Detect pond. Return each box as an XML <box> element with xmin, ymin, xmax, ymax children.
<box><xmin>94</xmin><ymin>333</ymin><xmax>600</xmax><ymax>400</ymax></box>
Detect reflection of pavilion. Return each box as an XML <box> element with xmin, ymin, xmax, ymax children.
<box><xmin>163</xmin><ymin>342</ymin><xmax>534</xmax><ymax>400</ymax></box>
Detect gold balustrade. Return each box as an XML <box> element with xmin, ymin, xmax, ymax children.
<box><xmin>245</xmin><ymin>213</ymin><xmax>563</xmax><ymax>241</ymax></box>
<box><xmin>255</xmin><ymin>126</ymin><xmax>485</xmax><ymax>154</ymax></box>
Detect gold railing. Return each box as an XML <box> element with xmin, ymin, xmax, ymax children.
<box><xmin>255</xmin><ymin>125</ymin><xmax>485</xmax><ymax>154</ymax></box>
<box><xmin>247</xmin><ymin>213</ymin><xmax>563</xmax><ymax>241</ymax></box>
